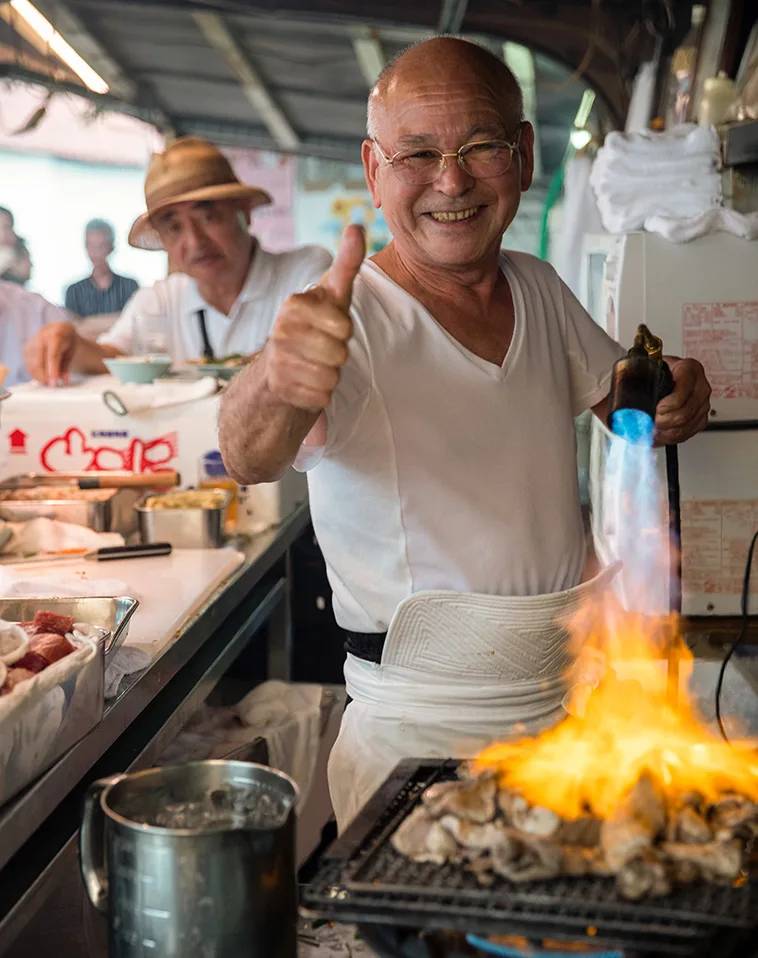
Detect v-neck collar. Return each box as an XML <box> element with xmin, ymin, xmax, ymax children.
<box><xmin>363</xmin><ymin>253</ymin><xmax>524</xmax><ymax>381</ymax></box>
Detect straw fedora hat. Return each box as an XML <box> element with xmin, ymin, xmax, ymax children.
<box><xmin>128</xmin><ymin>137</ymin><xmax>272</xmax><ymax>251</ymax></box>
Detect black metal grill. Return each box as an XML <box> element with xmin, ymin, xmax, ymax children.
<box><xmin>301</xmin><ymin>759</ymin><xmax>758</xmax><ymax>958</ymax></box>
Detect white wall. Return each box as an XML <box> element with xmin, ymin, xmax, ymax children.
<box><xmin>0</xmin><ymin>150</ymin><xmax>167</xmax><ymax>306</ymax></box>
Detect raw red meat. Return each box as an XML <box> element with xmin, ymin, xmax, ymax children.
<box><xmin>1</xmin><ymin>667</ymin><xmax>36</xmax><ymax>694</ymax></box>
<box><xmin>31</xmin><ymin>611</ymin><xmax>74</xmax><ymax>637</ymax></box>
<box><xmin>14</xmin><ymin>650</ymin><xmax>48</xmax><ymax>673</ymax></box>
<box><xmin>29</xmin><ymin>632</ymin><xmax>75</xmax><ymax>665</ymax></box>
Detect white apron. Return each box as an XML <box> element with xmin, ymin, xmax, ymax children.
<box><xmin>327</xmin><ymin>564</ymin><xmax>619</xmax><ymax>831</ymax></box>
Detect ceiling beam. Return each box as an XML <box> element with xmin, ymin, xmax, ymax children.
<box><xmin>351</xmin><ymin>26</ymin><xmax>385</xmax><ymax>87</ymax></box>
<box><xmin>0</xmin><ymin>0</ymin><xmax>176</xmax><ymax>136</ymax></box>
<box><xmin>503</xmin><ymin>41</ymin><xmax>543</xmax><ymax>181</ymax></box>
<box><xmin>437</xmin><ymin>0</ymin><xmax>468</xmax><ymax>35</ymax></box>
<box><xmin>170</xmin><ymin>113</ymin><xmax>359</xmax><ymax>163</ymax></box>
<box><xmin>39</xmin><ymin>1</ymin><xmax>136</xmax><ymax>100</ymax></box>
<box><xmin>192</xmin><ymin>10</ymin><xmax>300</xmax><ymax>152</ymax></box>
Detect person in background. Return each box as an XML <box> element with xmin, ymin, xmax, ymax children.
<box><xmin>64</xmin><ymin>219</ymin><xmax>139</xmax><ymax>319</ymax></box>
<box><xmin>25</xmin><ymin>138</ymin><xmax>333</xmax><ymax>385</ymax></box>
<box><xmin>0</xmin><ymin>247</ymin><xmax>69</xmax><ymax>387</ymax></box>
<box><xmin>1</xmin><ymin>236</ymin><xmax>32</xmax><ymax>286</ymax></box>
<box><xmin>0</xmin><ymin>206</ymin><xmax>15</xmax><ymax>248</ymax></box>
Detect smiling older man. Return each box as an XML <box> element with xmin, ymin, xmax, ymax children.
<box><xmin>218</xmin><ymin>38</ymin><xmax>711</xmax><ymax>829</ymax></box>
<box><xmin>24</xmin><ymin>138</ymin><xmax>332</xmax><ymax>386</ymax></box>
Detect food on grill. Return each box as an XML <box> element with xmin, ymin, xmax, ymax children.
<box><xmin>0</xmin><ymin>487</ymin><xmax>113</xmax><ymax>502</ymax></box>
<box><xmin>143</xmin><ymin>489</ymin><xmax>228</xmax><ymax>510</ymax></box>
<box><xmin>391</xmin><ymin>805</ymin><xmax>460</xmax><ymax>865</ymax></box>
<box><xmin>616</xmin><ymin>850</ymin><xmax>672</xmax><ymax>900</ymax></box>
<box><xmin>422</xmin><ymin>773</ymin><xmax>497</xmax><ymax>823</ymax></box>
<box><xmin>600</xmin><ymin>772</ymin><xmax>665</xmax><ymax>871</ymax></box>
<box><xmin>660</xmin><ymin>839</ymin><xmax>743</xmax><ymax>883</ymax></box>
<box><xmin>32</xmin><ymin>611</ymin><xmax>75</xmax><ymax>637</ymax></box>
<box><xmin>392</xmin><ymin>770</ymin><xmax>758</xmax><ymax>900</ymax></box>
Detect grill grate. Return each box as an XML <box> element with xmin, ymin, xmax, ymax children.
<box><xmin>301</xmin><ymin>760</ymin><xmax>758</xmax><ymax>958</ymax></box>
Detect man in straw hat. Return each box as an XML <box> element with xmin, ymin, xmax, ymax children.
<box><xmin>25</xmin><ymin>138</ymin><xmax>332</xmax><ymax>386</ymax></box>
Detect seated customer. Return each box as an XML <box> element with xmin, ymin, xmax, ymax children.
<box><xmin>0</xmin><ymin>249</ymin><xmax>69</xmax><ymax>387</ymax></box>
<box><xmin>25</xmin><ymin>138</ymin><xmax>333</xmax><ymax>386</ymax></box>
<box><xmin>64</xmin><ymin>219</ymin><xmax>138</xmax><ymax>319</ymax></box>
<box><xmin>1</xmin><ymin>236</ymin><xmax>32</xmax><ymax>286</ymax></box>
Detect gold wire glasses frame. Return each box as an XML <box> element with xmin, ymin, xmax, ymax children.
<box><xmin>372</xmin><ymin>126</ymin><xmax>523</xmax><ymax>185</ymax></box>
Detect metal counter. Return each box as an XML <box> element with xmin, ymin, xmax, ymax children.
<box><xmin>0</xmin><ymin>503</ymin><xmax>311</xmax><ymax>953</ymax></box>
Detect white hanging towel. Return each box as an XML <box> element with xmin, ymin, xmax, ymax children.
<box><xmin>327</xmin><ymin>563</ymin><xmax>620</xmax><ymax>832</ymax></box>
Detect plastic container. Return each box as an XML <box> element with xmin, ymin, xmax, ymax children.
<box><xmin>198</xmin><ymin>450</ymin><xmax>239</xmax><ymax>525</ymax></box>
<box><xmin>699</xmin><ymin>71</ymin><xmax>737</xmax><ymax>127</ymax></box>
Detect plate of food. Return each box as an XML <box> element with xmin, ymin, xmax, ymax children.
<box><xmin>186</xmin><ymin>353</ymin><xmax>252</xmax><ymax>380</ymax></box>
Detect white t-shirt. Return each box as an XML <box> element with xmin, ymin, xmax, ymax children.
<box><xmin>0</xmin><ymin>281</ymin><xmax>69</xmax><ymax>387</ymax></box>
<box><xmin>99</xmin><ymin>244</ymin><xmax>332</xmax><ymax>363</ymax></box>
<box><xmin>299</xmin><ymin>252</ymin><xmax>626</xmax><ymax>633</ymax></box>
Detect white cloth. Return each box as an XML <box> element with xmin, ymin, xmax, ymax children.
<box><xmin>104</xmin><ymin>645</ymin><xmax>150</xmax><ymax>699</ymax></box>
<box><xmin>0</xmin><ymin>281</ymin><xmax>69</xmax><ymax>387</ymax></box>
<box><xmin>590</xmin><ymin>124</ymin><xmax>722</xmax><ymax>234</ymax></box>
<box><xmin>0</xmin><ymin>516</ymin><xmax>123</xmax><ymax>557</ymax></box>
<box><xmin>0</xmin><ymin>566</ymin><xmax>128</xmax><ymax>597</ymax></box>
<box><xmin>298</xmin><ymin>252</ymin><xmax>625</xmax><ymax>633</ymax></box>
<box><xmin>99</xmin><ymin>244</ymin><xmax>332</xmax><ymax>364</ymax></box>
<box><xmin>233</xmin><ymin>681</ymin><xmax>323</xmax><ymax>805</ymax></box>
<box><xmin>327</xmin><ymin>565</ymin><xmax>619</xmax><ymax>831</ymax></box>
<box><xmin>644</xmin><ymin>207</ymin><xmax>758</xmax><ymax>243</ymax></box>
<box><xmin>101</xmin><ymin>375</ymin><xmax>218</xmax><ymax>415</ymax></box>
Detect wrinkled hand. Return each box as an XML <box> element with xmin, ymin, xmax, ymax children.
<box><xmin>264</xmin><ymin>225</ymin><xmax>366</xmax><ymax>411</ymax></box>
<box><xmin>654</xmin><ymin>357</ymin><xmax>711</xmax><ymax>446</ymax></box>
<box><xmin>23</xmin><ymin>321</ymin><xmax>78</xmax><ymax>387</ymax></box>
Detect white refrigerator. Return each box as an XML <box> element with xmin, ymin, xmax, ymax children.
<box><xmin>583</xmin><ymin>231</ymin><xmax>758</xmax><ymax>616</ymax></box>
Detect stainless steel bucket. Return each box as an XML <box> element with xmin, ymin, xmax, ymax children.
<box><xmin>80</xmin><ymin>760</ymin><xmax>299</xmax><ymax>958</ymax></box>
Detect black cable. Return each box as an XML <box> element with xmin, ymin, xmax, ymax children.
<box><xmin>715</xmin><ymin>529</ymin><xmax>758</xmax><ymax>744</ymax></box>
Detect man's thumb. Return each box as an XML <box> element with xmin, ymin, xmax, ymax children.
<box><xmin>320</xmin><ymin>224</ymin><xmax>366</xmax><ymax>311</ymax></box>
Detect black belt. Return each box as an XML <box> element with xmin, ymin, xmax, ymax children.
<box><xmin>343</xmin><ymin>630</ymin><xmax>387</xmax><ymax>664</ymax></box>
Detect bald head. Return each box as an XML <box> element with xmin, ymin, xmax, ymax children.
<box><xmin>367</xmin><ymin>37</ymin><xmax>523</xmax><ymax>140</ymax></box>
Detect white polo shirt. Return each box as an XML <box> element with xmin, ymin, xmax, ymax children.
<box><xmin>99</xmin><ymin>244</ymin><xmax>333</xmax><ymax>364</ymax></box>
<box><xmin>299</xmin><ymin>252</ymin><xmax>626</xmax><ymax>633</ymax></box>
<box><xmin>0</xmin><ymin>281</ymin><xmax>69</xmax><ymax>387</ymax></box>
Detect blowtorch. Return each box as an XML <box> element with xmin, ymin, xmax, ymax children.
<box><xmin>607</xmin><ymin>324</ymin><xmax>674</xmax><ymax>430</ymax></box>
<box><xmin>606</xmin><ymin>324</ymin><xmax>681</xmax><ymax>704</ymax></box>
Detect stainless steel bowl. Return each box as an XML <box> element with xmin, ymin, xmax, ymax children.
<box><xmin>135</xmin><ymin>489</ymin><xmax>230</xmax><ymax>549</ymax></box>
<box><xmin>0</xmin><ymin>595</ymin><xmax>139</xmax><ymax>667</ymax></box>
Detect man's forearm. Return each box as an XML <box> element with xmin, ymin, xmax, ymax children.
<box><xmin>219</xmin><ymin>353</ymin><xmax>318</xmax><ymax>485</ymax></box>
<box><xmin>70</xmin><ymin>338</ymin><xmax>122</xmax><ymax>375</ymax></box>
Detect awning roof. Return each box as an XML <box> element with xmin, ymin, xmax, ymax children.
<box><xmin>0</xmin><ymin>0</ymin><xmax>665</xmax><ymax>179</ymax></box>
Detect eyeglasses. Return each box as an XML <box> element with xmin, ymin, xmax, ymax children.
<box><xmin>372</xmin><ymin>127</ymin><xmax>523</xmax><ymax>186</ymax></box>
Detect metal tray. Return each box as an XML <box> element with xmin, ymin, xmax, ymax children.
<box><xmin>0</xmin><ymin>633</ymin><xmax>103</xmax><ymax>807</ymax></box>
<box><xmin>135</xmin><ymin>489</ymin><xmax>231</xmax><ymax>549</ymax></box>
<box><xmin>0</xmin><ymin>596</ymin><xmax>139</xmax><ymax>668</ymax></box>
<box><xmin>302</xmin><ymin>759</ymin><xmax>758</xmax><ymax>958</ymax></box>
<box><xmin>0</xmin><ymin>486</ymin><xmax>139</xmax><ymax>536</ymax></box>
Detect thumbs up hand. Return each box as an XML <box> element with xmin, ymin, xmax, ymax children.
<box><xmin>265</xmin><ymin>225</ymin><xmax>366</xmax><ymax>411</ymax></box>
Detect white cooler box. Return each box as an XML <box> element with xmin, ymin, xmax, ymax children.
<box><xmin>0</xmin><ymin>376</ymin><xmax>307</xmax><ymax>529</ymax></box>
<box><xmin>0</xmin><ymin>375</ymin><xmax>221</xmax><ymax>483</ymax></box>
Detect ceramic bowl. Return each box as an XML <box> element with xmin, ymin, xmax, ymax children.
<box><xmin>104</xmin><ymin>356</ymin><xmax>172</xmax><ymax>385</ymax></box>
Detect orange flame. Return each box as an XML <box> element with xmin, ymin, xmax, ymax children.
<box><xmin>474</xmin><ymin>593</ymin><xmax>758</xmax><ymax>821</ymax></box>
